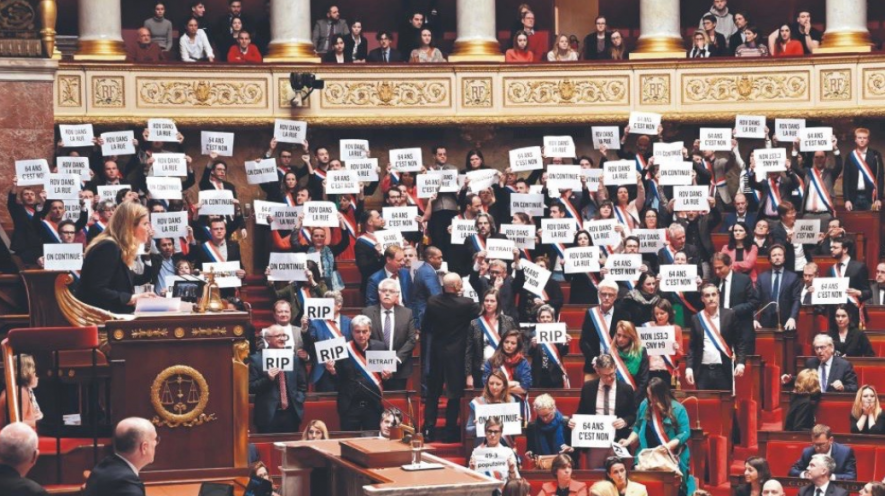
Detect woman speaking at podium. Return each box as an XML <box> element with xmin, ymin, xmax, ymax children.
<box><xmin>76</xmin><ymin>201</ymin><xmax>157</xmax><ymax>313</ymax></box>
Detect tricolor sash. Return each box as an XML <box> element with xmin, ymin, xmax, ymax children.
<box><xmin>201</xmin><ymin>241</ymin><xmax>225</xmax><ymax>262</ymax></box>
<box><xmin>347</xmin><ymin>341</ymin><xmax>383</xmax><ymax>393</ymax></box>
<box><xmin>284</xmin><ymin>193</ymin><xmax>296</xmax><ymax>206</ymax></box>
<box><xmin>635</xmin><ymin>154</ymin><xmax>647</xmax><ymax>173</ymax></box>
<box><xmin>793</xmin><ymin>174</ymin><xmax>805</xmax><ymax>201</ymax></box>
<box><xmin>314</xmin><ymin>168</ymin><xmax>327</xmax><ymax>180</ymax></box>
<box><xmin>675</xmin><ymin>292</ymin><xmax>699</xmax><ymax>314</ymax></box>
<box><xmin>767</xmin><ymin>178</ymin><xmax>782</xmax><ymax>211</ymax></box>
<box><xmin>807</xmin><ymin>167</ymin><xmax>834</xmax><ymax>212</ymax></box>
<box><xmin>406</xmin><ymin>189</ymin><xmax>426</xmax><ymax>213</ymax></box>
<box><xmin>651</xmin><ymin>408</ymin><xmax>672</xmax><ymax>447</ymax></box>
<box><xmin>94</xmin><ymin>221</ymin><xmax>106</xmax><ymax>233</ymax></box>
<box><xmin>40</xmin><ymin>219</ymin><xmax>61</xmax><ymax>243</ymax></box>
<box><xmin>519</xmin><ymin>248</ymin><xmax>532</xmax><ymax>260</ymax></box>
<box><xmin>315</xmin><ymin>319</ymin><xmax>344</xmax><ymax>341</ymax></box>
<box><xmin>587</xmin><ymin>307</ymin><xmax>636</xmax><ymax>389</ymax></box>
<box><xmin>341</xmin><ymin>214</ymin><xmax>357</xmax><ymax>237</ymax></box>
<box><xmin>470</xmin><ymin>234</ymin><xmax>487</xmax><ymax>252</ymax></box>
<box><xmin>299</xmin><ymin>227</ymin><xmax>312</xmax><ymax>245</ymax></box>
<box><xmin>661</xmin><ymin>245</ymin><xmax>677</xmax><ymax>264</ymax></box>
<box><xmin>614</xmin><ymin>206</ymin><xmax>635</xmax><ymax>233</ymax></box>
<box><xmin>388</xmin><ymin>171</ymin><xmax>400</xmax><ymax>185</ymax></box>
<box><xmin>357</xmin><ymin>233</ymin><xmax>377</xmax><ymax>249</ymax></box>
<box><xmin>478</xmin><ymin>316</ymin><xmax>501</xmax><ymax>350</ymax></box>
<box><xmin>296</xmin><ymin>286</ymin><xmax>312</xmax><ymax>308</ymax></box>
<box><xmin>540</xmin><ymin>342</ymin><xmax>570</xmax><ymax>388</ymax></box>
<box><xmin>698</xmin><ymin>311</ymin><xmax>732</xmax><ymax>359</ymax></box>
<box><xmin>179</xmin><ymin>238</ymin><xmax>190</xmax><ymax>256</ymax></box>
<box><xmin>559</xmin><ymin>196</ymin><xmax>583</xmax><ymax>229</ymax></box>
<box><xmin>851</xmin><ymin>150</ymin><xmax>878</xmax><ymax>196</ymax></box>
<box><xmin>23</xmin><ymin>206</ymin><xmax>35</xmax><ymax>219</ymax></box>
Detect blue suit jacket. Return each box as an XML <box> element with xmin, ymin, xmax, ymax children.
<box><xmin>410</xmin><ymin>263</ymin><xmax>442</xmax><ymax>328</ymax></box>
<box><xmin>365</xmin><ymin>268</ymin><xmax>412</xmax><ymax>308</ymax></box>
<box><xmin>788</xmin><ymin>441</ymin><xmax>857</xmax><ymax>480</ymax></box>
<box><xmin>756</xmin><ymin>268</ymin><xmax>802</xmax><ymax>328</ymax></box>
<box><xmin>306</xmin><ymin>315</ymin><xmax>352</xmax><ymax>383</ymax></box>
<box><xmin>719</xmin><ymin>212</ymin><xmax>757</xmax><ymax>233</ymax></box>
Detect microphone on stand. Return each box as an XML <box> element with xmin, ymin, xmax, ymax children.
<box><xmin>351</xmin><ymin>377</ymin><xmax>417</xmax><ymax>440</ymax></box>
<box><xmin>754</xmin><ymin>300</ymin><xmax>782</xmax><ymax>331</ymax></box>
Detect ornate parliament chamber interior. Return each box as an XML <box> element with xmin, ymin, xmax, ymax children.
<box><xmin>3</xmin><ymin>0</ymin><xmax>885</xmax><ymax>495</ymax></box>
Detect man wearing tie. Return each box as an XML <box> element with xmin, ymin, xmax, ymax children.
<box><xmin>362</xmin><ymin>278</ymin><xmax>417</xmax><ymax>391</ymax></box>
<box><xmin>783</xmin><ymin>334</ymin><xmax>858</xmax><ymax>393</ymax></box>
<box><xmin>719</xmin><ymin>193</ymin><xmax>757</xmax><ymax>233</ymax></box>
<box><xmin>248</xmin><ymin>325</ymin><xmax>307</xmax><ymax>433</ymax></box>
<box><xmin>367</xmin><ymin>31</ymin><xmax>402</xmax><ymax>62</ymax></box>
<box><xmin>795</xmin><ymin>454</ymin><xmax>849</xmax><ymax>496</ymax></box>
<box><xmin>865</xmin><ymin>263</ymin><xmax>885</xmax><ymax>305</ymax></box>
<box><xmin>685</xmin><ymin>283</ymin><xmax>746</xmax><ymax>390</ymax></box>
<box><xmin>579</xmin><ymin>279</ymin><xmax>630</xmax><ymax>382</ymax></box>
<box><xmin>755</xmin><ymin>244</ymin><xmax>801</xmax><ymax>330</ymax></box>
<box><xmin>711</xmin><ymin>252</ymin><xmax>760</xmax><ymax>353</ymax></box>
<box><xmin>365</xmin><ymin>245</ymin><xmax>412</xmax><ymax>307</ymax></box>
<box><xmin>829</xmin><ymin>237</ymin><xmax>871</xmax><ymax>322</ymax></box>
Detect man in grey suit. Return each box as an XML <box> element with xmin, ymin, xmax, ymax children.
<box><xmin>796</xmin><ymin>454</ymin><xmax>849</xmax><ymax>496</ymax></box>
<box><xmin>362</xmin><ymin>278</ymin><xmax>417</xmax><ymax>391</ymax></box>
<box><xmin>311</xmin><ymin>5</ymin><xmax>348</xmax><ymax>54</ymax></box>
<box><xmin>866</xmin><ymin>262</ymin><xmax>885</xmax><ymax>305</ymax></box>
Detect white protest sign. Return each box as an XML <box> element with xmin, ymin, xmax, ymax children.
<box><xmin>585</xmin><ymin>219</ymin><xmax>620</xmax><ymax>246</ymax></box>
<box><xmin>634</xmin><ymin>228</ymin><xmax>667</xmax><ymax>254</ymax></box>
<box><xmin>416</xmin><ymin>173</ymin><xmax>442</xmax><ymax>198</ymax></box>
<box><xmin>547</xmin><ymin>165</ymin><xmax>583</xmax><ymax>192</ymax></box>
<box><xmin>700</xmin><ymin>128</ymin><xmax>732</xmax><ymax>151</ymax></box>
<box><xmin>273</xmin><ymin>119</ymin><xmax>307</xmax><ymax>144</ymax></box>
<box><xmin>535</xmin><ymin>323</ymin><xmax>568</xmax><ymax>344</ymax></box>
<box><xmin>151</xmin><ymin>153</ymin><xmax>188</xmax><ymax>177</ymax></box>
<box><xmin>347</xmin><ymin>158</ymin><xmax>379</xmax><ymax>182</ymax></box>
<box><xmin>638</xmin><ymin>325</ymin><xmax>676</xmax><ymax>356</ymax></box>
<box><xmin>390</xmin><ymin>148</ymin><xmax>423</xmax><ymax>172</ymax></box>
<box><xmin>582</xmin><ymin>168</ymin><xmax>603</xmax><ymax>193</ymax></box>
<box><xmin>150</xmin><ymin>211</ymin><xmax>189</xmax><ymax>239</ymax></box>
<box><xmin>200</xmin><ymin>131</ymin><xmax>234</xmax><ymax>156</ymax></box>
<box><xmin>799</xmin><ymin>127</ymin><xmax>833</xmax><ymax>152</ymax></box>
<box><xmin>775</xmin><ymin>119</ymin><xmax>806</xmax><ymax>142</ymax></box>
<box><xmin>592</xmin><ymin>126</ymin><xmax>620</xmax><ymax>150</ymax></box>
<box><xmin>374</xmin><ymin>229</ymin><xmax>405</xmax><ymax>251</ymax></box>
<box><xmin>302</xmin><ymin>201</ymin><xmax>339</xmax><ymax>227</ymax></box>
<box><xmin>521</xmin><ymin>260</ymin><xmax>551</xmax><ymax>297</ymax></box>
<box><xmin>198</xmin><ymin>190</ymin><xmax>235</xmax><ymax>216</ymax></box>
<box><xmin>43</xmin><ymin>243</ymin><xmax>83</xmax><ymax>271</ymax></box>
<box><xmin>753</xmin><ymin>148</ymin><xmax>787</xmax><ymax>179</ymax></box>
<box><xmin>325</xmin><ymin>170</ymin><xmax>360</xmax><ymax>194</ymax></box>
<box><xmin>564</xmin><ymin>246</ymin><xmax>600</xmax><ymax>274</ymax></box>
<box><xmin>571</xmin><ymin>414</ymin><xmax>618</xmax><ymax>448</ymax></box>
<box><xmin>466</xmin><ymin>169</ymin><xmax>498</xmax><ymax>193</ymax></box>
<box><xmin>472</xmin><ymin>447</ymin><xmax>511</xmax><ymax>475</ymax></box>
<box><xmin>612</xmin><ymin>441</ymin><xmax>633</xmax><ymax>459</ymax></box>
<box><xmin>59</xmin><ymin>124</ymin><xmax>94</xmax><ymax>148</ymax></box>
<box><xmin>658</xmin><ymin>162</ymin><xmax>694</xmax><ymax>186</ymax></box>
<box><xmin>812</xmin><ymin>277</ymin><xmax>849</xmax><ymax>305</ymax></box>
<box><xmin>262</xmin><ymin>349</ymin><xmax>294</xmax><ymax>372</ymax></box>
<box><xmin>475</xmin><ymin>403</ymin><xmax>522</xmax><ymax>437</ymax></box>
<box><xmin>100</xmin><ymin>131</ymin><xmax>135</xmax><ymax>156</ymax></box>
<box><xmin>15</xmin><ymin>159</ymin><xmax>49</xmax><ymax>186</ymax></box>
<box><xmin>245</xmin><ymin>158</ymin><xmax>278</xmax><ymax>185</ymax></box>
<box><xmin>270</xmin><ymin>206</ymin><xmax>302</xmax><ymax>231</ymax></box>
<box><xmin>57</xmin><ymin>157</ymin><xmax>91</xmax><ymax>181</ymax></box>
<box><xmin>508</xmin><ymin>146</ymin><xmax>543</xmax><ymax>172</ymax></box>
<box><xmin>653</xmin><ymin>141</ymin><xmax>684</xmax><ymax>165</ymax></box>
<box><xmin>501</xmin><ymin>224</ymin><xmax>535</xmax><ymax>250</ymax></box>
<box><xmin>63</xmin><ymin>200</ymin><xmax>85</xmax><ymax>222</ymax></box>
<box><xmin>462</xmin><ymin>276</ymin><xmax>479</xmax><ymax>302</ymax></box>
<box><xmin>659</xmin><ymin>264</ymin><xmax>698</xmax><ymax>292</ymax></box>
<box><xmin>366</xmin><ymin>350</ymin><xmax>398</xmax><ymax>373</ymax></box>
<box><xmin>147</xmin><ymin>119</ymin><xmax>179</xmax><ymax>142</ymax></box>
<box><xmin>541</xmin><ymin>218</ymin><xmax>577</xmax><ymax>244</ymax></box>
<box><xmin>305</xmin><ymin>298</ymin><xmax>336</xmax><ymax>320</ymax></box>
<box><xmin>450</xmin><ymin>218</ymin><xmax>477</xmax><ymax>245</ymax></box>
<box><xmin>605</xmin><ymin>254</ymin><xmax>642</xmax><ymax>281</ymax></box>
<box><xmin>44</xmin><ymin>174</ymin><xmax>80</xmax><ymax>200</ymax></box>
<box><xmin>673</xmin><ymin>186</ymin><xmax>710</xmax><ymax>212</ymax></box>
<box><xmin>254</xmin><ymin>200</ymin><xmax>286</xmax><ymax>226</ymax></box>
<box><xmin>510</xmin><ymin>193</ymin><xmax>545</xmax><ymax>218</ymax></box>
<box><xmin>486</xmin><ymin>238</ymin><xmax>515</xmax><ymax>261</ymax></box>
<box><xmin>628</xmin><ymin>112</ymin><xmax>662</xmax><ymax>135</ymax></box>
<box><xmin>543</xmin><ymin>136</ymin><xmax>576</xmax><ymax>158</ymax></box>
<box><xmin>97</xmin><ymin>184</ymin><xmax>130</xmax><ymax>203</ymax></box>
<box><xmin>268</xmin><ymin>252</ymin><xmax>307</xmax><ymax>282</ymax></box>
<box><xmin>201</xmin><ymin>261</ymin><xmax>242</xmax><ymax>288</ymax></box>
<box><xmin>339</xmin><ymin>139</ymin><xmax>369</xmax><ymax>161</ymax></box>
<box><xmin>603</xmin><ymin>160</ymin><xmax>636</xmax><ymax>186</ymax></box>
<box><xmin>792</xmin><ymin>219</ymin><xmax>821</xmax><ymax>244</ymax></box>
<box><xmin>734</xmin><ymin>115</ymin><xmax>767</xmax><ymax>139</ymax></box>
<box><xmin>146</xmin><ymin>177</ymin><xmax>182</xmax><ymax>200</ymax></box>
<box><xmin>383</xmin><ymin>206</ymin><xmax>419</xmax><ymax>232</ymax></box>
<box><xmin>430</xmin><ymin>169</ymin><xmax>459</xmax><ymax>192</ymax></box>
<box><xmin>314</xmin><ymin>337</ymin><xmax>349</xmax><ymax>363</ymax></box>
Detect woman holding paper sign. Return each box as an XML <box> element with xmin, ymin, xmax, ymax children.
<box><xmin>466</xmin><ymin>289</ymin><xmax>519</xmax><ymax>389</ymax></box>
<box><xmin>564</xmin><ymin>230</ymin><xmax>600</xmax><ymax>305</ymax></box>
<box><xmin>513</xmin><ymin>255</ymin><xmax>564</xmax><ymax>322</ymax></box>
<box><xmin>528</xmin><ymin>304</ymin><xmax>571</xmax><ymax>389</ymax></box>
<box><xmin>720</xmin><ymin>222</ymin><xmax>758</xmax><ymax>283</ymax></box>
<box><xmin>482</xmin><ymin>330</ymin><xmax>532</xmax><ymax>397</ymax></box>
<box><xmin>644</xmin><ymin>300</ymin><xmax>684</xmax><ymax>387</ymax></box>
<box><xmin>77</xmin><ymin>201</ymin><xmax>157</xmax><ymax>313</ymax></box>
<box><xmin>828</xmin><ymin>304</ymin><xmax>874</xmax><ymax>358</ymax></box>
<box><xmin>465</xmin><ymin>369</ymin><xmax>517</xmax><ymax>444</ymax></box>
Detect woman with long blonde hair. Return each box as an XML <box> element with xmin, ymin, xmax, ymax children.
<box><xmin>613</xmin><ymin>321</ymin><xmax>649</xmax><ymax>405</ymax></box>
<box><xmin>77</xmin><ymin>201</ymin><xmax>156</xmax><ymax>313</ymax></box>
<box><xmin>851</xmin><ymin>385</ymin><xmax>885</xmax><ymax>434</ymax></box>
<box><xmin>302</xmin><ymin>419</ymin><xmax>330</xmax><ymax>440</ymax></box>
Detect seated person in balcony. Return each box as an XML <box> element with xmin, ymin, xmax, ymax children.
<box><xmin>228</xmin><ymin>30</ymin><xmax>263</xmax><ymax>64</ymax></box>
<box><xmin>520</xmin><ymin>9</ymin><xmax>547</xmax><ymax>62</ymax></box>
<box><xmin>248</xmin><ymin>325</ymin><xmax>307</xmax><ymax>434</ymax></box>
<box><xmin>322</xmin><ymin>35</ymin><xmax>352</xmax><ymax>63</ymax></box>
<box><xmin>698</xmin><ymin>0</ymin><xmax>737</xmax><ymax>42</ymax></box>
<box><xmin>505</xmin><ymin>30</ymin><xmax>534</xmax><ymax>63</ymax></box>
<box><xmin>213</xmin><ymin>0</ymin><xmax>251</xmax><ymax>50</ymax></box>
<box><xmin>767</xmin><ymin>11</ymin><xmax>821</xmax><ymax>55</ymax></box>
<box><xmin>0</xmin><ymin>355</ymin><xmax>42</xmax><ymax>429</ymax></box>
<box><xmin>410</xmin><ymin>28</ymin><xmax>445</xmax><ymax>63</ymax></box>
<box><xmin>700</xmin><ymin>15</ymin><xmax>728</xmax><ymax>56</ymax></box>
<box><xmin>688</xmin><ymin>30</ymin><xmax>713</xmax><ymax>58</ymax></box>
<box><xmin>583</xmin><ymin>16</ymin><xmax>612</xmax><ymax>60</ymax></box>
<box><xmin>728</xmin><ymin>11</ymin><xmax>749</xmax><ymax>54</ymax></box>
<box><xmin>367</xmin><ymin>31</ymin><xmax>401</xmax><ymax>63</ymax></box>
<box><xmin>312</xmin><ymin>5</ymin><xmax>348</xmax><ymax>56</ymax></box>
<box><xmin>345</xmin><ymin>21</ymin><xmax>367</xmax><ymax>63</ymax></box>
<box><xmin>143</xmin><ymin>2</ymin><xmax>173</xmax><ymax>53</ymax></box>
<box><xmin>609</xmin><ymin>31</ymin><xmax>629</xmax><ymax>60</ymax></box>
<box><xmin>734</xmin><ymin>25</ymin><xmax>770</xmax><ymax>57</ymax></box>
<box><xmin>129</xmin><ymin>27</ymin><xmax>166</xmax><ymax>63</ymax></box>
<box><xmin>789</xmin><ymin>424</ymin><xmax>856</xmax><ymax>481</ymax></box>
<box><xmin>180</xmin><ymin>17</ymin><xmax>215</xmax><ymax>62</ymax></box>
<box><xmin>772</xmin><ymin>24</ymin><xmax>804</xmax><ymax>57</ymax></box>
<box><xmin>218</xmin><ymin>17</ymin><xmax>245</xmax><ymax>62</ymax></box>
<box><xmin>851</xmin><ymin>385</ymin><xmax>885</xmax><ymax>435</ymax></box>
<box><xmin>547</xmin><ymin>34</ymin><xmax>578</xmax><ymax>62</ymax></box>
<box><xmin>180</xmin><ymin>2</ymin><xmax>207</xmax><ymax>35</ymax></box>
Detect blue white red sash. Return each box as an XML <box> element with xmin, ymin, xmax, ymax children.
<box><xmin>675</xmin><ymin>292</ymin><xmax>699</xmax><ymax>314</ymax></box>
<box><xmin>347</xmin><ymin>341</ymin><xmax>383</xmax><ymax>393</ymax></box>
<box><xmin>406</xmin><ymin>189</ymin><xmax>425</xmax><ymax>213</ymax></box>
<box><xmin>698</xmin><ymin>311</ymin><xmax>732</xmax><ymax>359</ymax></box>
<box><xmin>201</xmin><ymin>241</ymin><xmax>225</xmax><ymax>262</ymax></box>
<box><xmin>315</xmin><ymin>319</ymin><xmax>344</xmax><ymax>341</ymax></box>
<box><xmin>41</xmin><ymin>220</ymin><xmax>61</xmax><ymax>243</ymax></box>
<box><xmin>357</xmin><ymin>233</ymin><xmax>377</xmax><ymax>249</ymax></box>
<box><xmin>540</xmin><ymin>342</ymin><xmax>570</xmax><ymax>388</ymax></box>
<box><xmin>388</xmin><ymin>171</ymin><xmax>400</xmax><ymax>185</ymax></box>
<box><xmin>851</xmin><ymin>150</ymin><xmax>878</xmax><ymax>196</ymax></box>
<box><xmin>519</xmin><ymin>248</ymin><xmax>532</xmax><ymax>260</ymax></box>
<box><xmin>505</xmin><ymin>185</ymin><xmax>517</xmax><ymax>193</ymax></box>
<box><xmin>200</xmin><ymin>224</ymin><xmax>212</xmax><ymax>239</ymax></box>
<box><xmin>340</xmin><ymin>213</ymin><xmax>357</xmax><ymax>237</ymax></box>
<box><xmin>807</xmin><ymin>167</ymin><xmax>834</xmax><ymax>212</ymax></box>
<box><xmin>478</xmin><ymin>316</ymin><xmax>501</xmax><ymax>350</ymax></box>
<box><xmin>284</xmin><ymin>193</ymin><xmax>296</xmax><ymax>206</ymax></box>
<box><xmin>587</xmin><ymin>307</ymin><xmax>636</xmax><ymax>389</ymax></box>
<box><xmin>559</xmin><ymin>196</ymin><xmax>583</xmax><ymax>229</ymax></box>
<box><xmin>94</xmin><ymin>221</ymin><xmax>106</xmax><ymax>234</ymax></box>
<box><xmin>767</xmin><ymin>178</ymin><xmax>782</xmax><ymax>210</ymax></box>
<box><xmin>314</xmin><ymin>168</ymin><xmax>327</xmax><ymax>180</ymax></box>
<box><xmin>793</xmin><ymin>174</ymin><xmax>805</xmax><ymax>201</ymax></box>
<box><xmin>296</xmin><ymin>286</ymin><xmax>312</xmax><ymax>308</ymax></box>
<box><xmin>23</xmin><ymin>206</ymin><xmax>35</xmax><ymax>219</ymax></box>
<box><xmin>614</xmin><ymin>206</ymin><xmax>635</xmax><ymax>232</ymax></box>
<box><xmin>634</xmin><ymin>154</ymin><xmax>647</xmax><ymax>173</ymax></box>
<box><xmin>299</xmin><ymin>228</ymin><xmax>312</xmax><ymax>245</ymax></box>
<box><xmin>661</xmin><ymin>245</ymin><xmax>676</xmax><ymax>264</ymax></box>
<box><xmin>552</xmin><ymin>243</ymin><xmax>567</xmax><ymax>270</ymax></box>
<box><xmin>179</xmin><ymin>238</ymin><xmax>190</xmax><ymax>256</ymax></box>
<box><xmin>651</xmin><ymin>409</ymin><xmax>671</xmax><ymax>447</ymax></box>
<box><xmin>470</xmin><ymin>234</ymin><xmax>486</xmax><ymax>252</ymax></box>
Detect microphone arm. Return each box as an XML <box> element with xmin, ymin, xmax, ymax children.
<box><xmin>754</xmin><ymin>300</ymin><xmax>782</xmax><ymax>331</ymax></box>
<box><xmin>352</xmin><ymin>377</ymin><xmax>416</xmax><ymax>438</ymax></box>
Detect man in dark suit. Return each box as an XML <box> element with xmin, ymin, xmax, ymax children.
<box><xmin>755</xmin><ymin>244</ymin><xmax>801</xmax><ymax>330</ymax></box>
<box><xmin>362</xmin><ymin>278</ymin><xmax>418</xmax><ymax>391</ymax></box>
<box><xmin>789</xmin><ymin>424</ymin><xmax>856</xmax><ymax>482</ymax></box>
<box><xmin>784</xmin><ymin>334</ymin><xmax>858</xmax><ymax>393</ymax></box>
<box><xmin>685</xmin><ymin>283</ymin><xmax>748</xmax><ymax>390</ymax></box>
<box><xmin>248</xmin><ymin>325</ymin><xmax>308</xmax><ymax>433</ymax></box>
<box><xmin>572</xmin><ymin>354</ymin><xmax>636</xmax><ymax>440</ymax></box>
<box><xmin>327</xmin><ymin>315</ymin><xmax>386</xmax><ymax>431</ymax></box>
<box><xmin>305</xmin><ymin>290</ymin><xmax>352</xmax><ymax>392</ymax></box>
<box><xmin>712</xmin><ymin>252</ymin><xmax>759</xmax><ymax>354</ymax></box>
<box><xmin>866</xmin><ymin>262</ymin><xmax>885</xmax><ymax>305</ymax></box>
<box><xmin>366</xmin><ymin>31</ymin><xmax>402</xmax><ymax>62</ymax></box>
<box><xmin>580</xmin><ymin>279</ymin><xmax>630</xmax><ymax>382</ymax></box>
<box><xmin>365</xmin><ymin>245</ymin><xmax>412</xmax><ymax>307</ymax></box>
<box><xmin>842</xmin><ymin>127</ymin><xmax>883</xmax><ymax>212</ymax></box>
<box><xmin>829</xmin><ymin>236</ymin><xmax>871</xmax><ymax>325</ymax></box>
<box><xmin>582</xmin><ymin>16</ymin><xmax>612</xmax><ymax>60</ymax></box>
<box><xmin>422</xmin><ymin>273</ymin><xmax>482</xmax><ymax>442</ymax></box>
<box><xmin>149</xmin><ymin>237</ymin><xmax>185</xmax><ymax>295</ymax></box>
<box><xmin>84</xmin><ymin>417</ymin><xmax>158</xmax><ymax>496</ymax></box>
<box><xmin>470</xmin><ymin>258</ymin><xmax>519</xmax><ymax>322</ymax></box>
<box><xmin>719</xmin><ymin>193</ymin><xmax>757</xmax><ymax>233</ymax></box>
<box><xmin>189</xmin><ymin>218</ymin><xmax>245</xmax><ymax>296</ymax></box>
<box><xmin>355</xmin><ymin>209</ymin><xmax>385</xmax><ymax>295</ymax></box>
<box><xmin>411</xmin><ymin>246</ymin><xmax>443</xmax><ymax>329</ymax></box>
<box><xmin>0</xmin><ymin>423</ymin><xmax>47</xmax><ymax>495</ymax></box>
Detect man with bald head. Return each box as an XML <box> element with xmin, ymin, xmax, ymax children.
<box><xmin>0</xmin><ymin>422</ymin><xmax>46</xmax><ymax>495</ymax></box>
<box><xmin>422</xmin><ymin>272</ymin><xmax>481</xmax><ymax>442</ymax></box>
<box><xmin>762</xmin><ymin>479</ymin><xmax>785</xmax><ymax>496</ymax></box>
<box><xmin>84</xmin><ymin>417</ymin><xmax>158</xmax><ymax>496</ymax></box>
<box><xmin>128</xmin><ymin>27</ymin><xmax>166</xmax><ymax>63</ymax></box>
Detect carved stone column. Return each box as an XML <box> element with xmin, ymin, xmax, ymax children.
<box><xmin>448</xmin><ymin>0</ymin><xmax>504</xmax><ymax>62</ymax></box>
<box><xmin>818</xmin><ymin>0</ymin><xmax>872</xmax><ymax>53</ymax></box>
<box><xmin>264</xmin><ymin>0</ymin><xmax>320</xmax><ymax>63</ymax></box>
<box><xmin>73</xmin><ymin>0</ymin><xmax>125</xmax><ymax>61</ymax></box>
<box><xmin>630</xmin><ymin>0</ymin><xmax>685</xmax><ymax>60</ymax></box>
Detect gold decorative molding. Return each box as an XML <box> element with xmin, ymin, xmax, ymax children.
<box><xmin>191</xmin><ymin>327</ymin><xmax>227</xmax><ymax>337</ymax></box>
<box><xmin>174</xmin><ymin>327</ymin><xmax>185</xmax><ymax>339</ymax></box>
<box><xmin>233</xmin><ymin>325</ymin><xmax>244</xmax><ymax>336</ymax></box>
<box><xmin>277</xmin><ymin>77</ymin><xmax>310</xmax><ymax>109</ymax></box>
<box><xmin>321</xmin><ymin>79</ymin><xmax>450</xmax><ymax>108</ymax></box>
<box><xmin>503</xmin><ymin>77</ymin><xmax>629</xmax><ymax>106</ymax></box>
<box><xmin>92</xmin><ymin>76</ymin><xmax>124</xmax><ymax>108</ymax></box>
<box><xmin>137</xmin><ymin>78</ymin><xmax>267</xmax><ymax>108</ymax></box>
<box><xmin>462</xmin><ymin>78</ymin><xmax>493</xmax><ymax>108</ymax></box>
<box><xmin>150</xmin><ymin>365</ymin><xmax>217</xmax><ymax>428</ymax></box>
<box><xmin>821</xmin><ymin>69</ymin><xmax>851</xmax><ymax>101</ymax></box>
<box><xmin>233</xmin><ymin>341</ymin><xmax>249</xmax><ymax>362</ymax></box>
<box><xmin>640</xmin><ymin>74</ymin><xmax>671</xmax><ymax>106</ymax></box>
<box><xmin>131</xmin><ymin>328</ymin><xmax>169</xmax><ymax>339</ymax></box>
<box><xmin>57</xmin><ymin>75</ymin><xmax>81</xmax><ymax>107</ymax></box>
<box><xmin>682</xmin><ymin>72</ymin><xmax>809</xmax><ymax>104</ymax></box>
<box><xmin>864</xmin><ymin>68</ymin><xmax>885</xmax><ymax>100</ymax></box>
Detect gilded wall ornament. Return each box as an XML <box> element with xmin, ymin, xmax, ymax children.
<box><xmin>821</xmin><ymin>69</ymin><xmax>851</xmax><ymax>101</ymax></box>
<box><xmin>682</xmin><ymin>73</ymin><xmax>808</xmax><ymax>103</ymax></box>
<box><xmin>864</xmin><ymin>69</ymin><xmax>885</xmax><ymax>99</ymax></box>
<box><xmin>462</xmin><ymin>78</ymin><xmax>492</xmax><ymax>107</ymax></box>
<box><xmin>504</xmin><ymin>77</ymin><xmax>628</xmax><ymax>106</ymax></box>
<box><xmin>150</xmin><ymin>365</ymin><xmax>216</xmax><ymax>428</ymax></box>
<box><xmin>92</xmin><ymin>76</ymin><xmax>124</xmax><ymax>108</ymax></box>
<box><xmin>640</xmin><ymin>74</ymin><xmax>671</xmax><ymax>105</ymax></box>
<box><xmin>322</xmin><ymin>80</ymin><xmax>449</xmax><ymax>107</ymax></box>
<box><xmin>58</xmin><ymin>75</ymin><xmax>81</xmax><ymax>107</ymax></box>
<box><xmin>138</xmin><ymin>79</ymin><xmax>265</xmax><ymax>107</ymax></box>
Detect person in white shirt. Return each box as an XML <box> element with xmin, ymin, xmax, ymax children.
<box><xmin>180</xmin><ymin>17</ymin><xmax>215</xmax><ymax>62</ymax></box>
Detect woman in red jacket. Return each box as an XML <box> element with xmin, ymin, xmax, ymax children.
<box><xmin>774</xmin><ymin>24</ymin><xmax>804</xmax><ymax>57</ymax></box>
